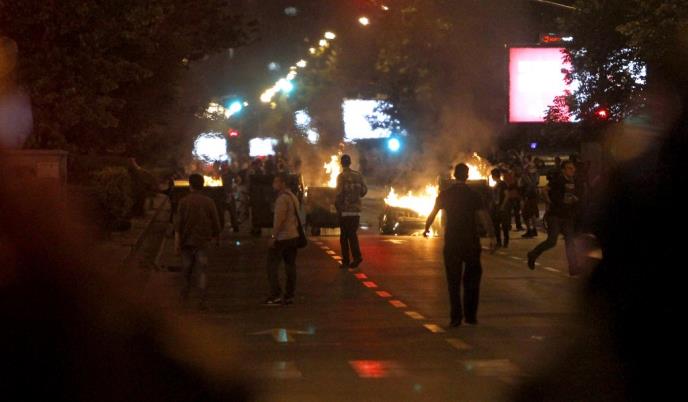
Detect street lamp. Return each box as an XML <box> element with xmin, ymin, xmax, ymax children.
<box><xmin>358</xmin><ymin>16</ymin><xmax>370</xmax><ymax>26</ymax></box>
<box><xmin>387</xmin><ymin>138</ymin><xmax>401</xmax><ymax>153</ymax></box>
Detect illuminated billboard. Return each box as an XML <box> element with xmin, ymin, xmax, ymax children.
<box><xmin>193</xmin><ymin>132</ymin><xmax>228</xmax><ymax>163</ymax></box>
<box><xmin>508</xmin><ymin>47</ymin><xmax>578</xmax><ymax>123</ymax></box>
<box><xmin>249</xmin><ymin>137</ymin><xmax>277</xmax><ymax>157</ymax></box>
<box><xmin>342</xmin><ymin>99</ymin><xmax>395</xmax><ymax>142</ymax></box>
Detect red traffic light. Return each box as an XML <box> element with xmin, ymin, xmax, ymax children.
<box><xmin>228</xmin><ymin>129</ymin><xmax>240</xmax><ymax>137</ymax></box>
<box><xmin>595</xmin><ymin>108</ymin><xmax>609</xmax><ymax>120</ymax></box>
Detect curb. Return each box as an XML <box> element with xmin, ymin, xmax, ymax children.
<box><xmin>123</xmin><ymin>194</ymin><xmax>169</xmax><ymax>265</ymax></box>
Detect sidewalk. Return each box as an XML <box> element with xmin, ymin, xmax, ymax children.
<box><xmin>94</xmin><ymin>194</ymin><xmax>168</xmax><ymax>266</ymax></box>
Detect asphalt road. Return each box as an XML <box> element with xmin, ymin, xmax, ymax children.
<box><xmin>151</xmin><ymin>216</ymin><xmax>585</xmax><ymax>402</ymax></box>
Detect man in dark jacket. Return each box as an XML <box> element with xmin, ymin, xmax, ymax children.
<box><xmin>490</xmin><ymin>168</ymin><xmax>510</xmax><ymax>248</ymax></box>
<box><xmin>424</xmin><ymin>164</ymin><xmax>495</xmax><ymax>327</ymax></box>
<box><xmin>527</xmin><ymin>160</ymin><xmax>581</xmax><ymax>275</ymax></box>
<box><xmin>175</xmin><ymin>174</ymin><xmax>221</xmax><ymax>306</ymax></box>
<box><xmin>335</xmin><ymin>154</ymin><xmax>367</xmax><ymax>269</ymax></box>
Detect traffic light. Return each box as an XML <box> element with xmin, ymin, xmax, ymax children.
<box><xmin>594</xmin><ymin>107</ymin><xmax>610</xmax><ymax>120</ymax></box>
<box><xmin>228</xmin><ymin>129</ymin><xmax>240</xmax><ymax>138</ymax></box>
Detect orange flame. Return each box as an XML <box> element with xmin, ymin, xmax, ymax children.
<box><xmin>384</xmin><ymin>185</ymin><xmax>439</xmax><ymax>217</ymax></box>
<box><xmin>324</xmin><ymin>154</ymin><xmax>341</xmax><ymax>188</ymax></box>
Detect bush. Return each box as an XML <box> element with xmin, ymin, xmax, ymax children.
<box><xmin>91</xmin><ymin>167</ymin><xmax>133</xmax><ymax>231</ymax></box>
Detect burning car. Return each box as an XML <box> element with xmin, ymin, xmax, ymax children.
<box><xmin>303</xmin><ymin>154</ymin><xmax>341</xmax><ymax>235</ymax></box>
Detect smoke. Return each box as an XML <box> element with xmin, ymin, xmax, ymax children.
<box><xmin>397</xmin><ymin>101</ymin><xmax>498</xmax><ymax>190</ymax></box>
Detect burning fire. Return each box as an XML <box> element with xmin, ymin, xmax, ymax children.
<box><xmin>203</xmin><ymin>175</ymin><xmax>224</xmax><ymax>187</ymax></box>
<box><xmin>173</xmin><ymin>176</ymin><xmax>224</xmax><ymax>188</ymax></box>
<box><xmin>324</xmin><ymin>154</ymin><xmax>341</xmax><ymax>188</ymax></box>
<box><xmin>466</xmin><ymin>152</ymin><xmax>496</xmax><ymax>187</ymax></box>
<box><xmin>384</xmin><ymin>185</ymin><xmax>439</xmax><ymax>217</ymax></box>
<box><xmin>382</xmin><ymin>153</ymin><xmax>495</xmax><ymax>217</ymax></box>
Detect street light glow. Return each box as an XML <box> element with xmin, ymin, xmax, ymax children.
<box><xmin>296</xmin><ymin>59</ymin><xmax>307</xmax><ymax>68</ymax></box>
<box><xmin>358</xmin><ymin>16</ymin><xmax>370</xmax><ymax>26</ymax></box>
<box><xmin>227</xmin><ymin>101</ymin><xmax>243</xmax><ymax>116</ymax></box>
<box><xmin>387</xmin><ymin>138</ymin><xmax>401</xmax><ymax>152</ymax></box>
<box><xmin>319</xmin><ymin>39</ymin><xmax>329</xmax><ymax>47</ymax></box>
<box><xmin>277</xmin><ymin>78</ymin><xmax>294</xmax><ymax>94</ymax></box>
<box><xmin>324</xmin><ymin>31</ymin><xmax>336</xmax><ymax>40</ymax></box>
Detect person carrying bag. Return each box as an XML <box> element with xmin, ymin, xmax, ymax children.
<box><xmin>263</xmin><ymin>174</ymin><xmax>306</xmax><ymax>306</ymax></box>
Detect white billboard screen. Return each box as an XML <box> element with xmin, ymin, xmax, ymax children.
<box><xmin>342</xmin><ymin>99</ymin><xmax>394</xmax><ymax>142</ymax></box>
<box><xmin>509</xmin><ymin>47</ymin><xmax>577</xmax><ymax>123</ymax></box>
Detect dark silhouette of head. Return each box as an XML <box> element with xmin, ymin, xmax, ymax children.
<box><xmin>454</xmin><ymin>163</ymin><xmax>469</xmax><ymax>182</ymax></box>
<box><xmin>341</xmin><ymin>154</ymin><xmax>352</xmax><ymax>168</ymax></box>
<box><xmin>189</xmin><ymin>173</ymin><xmax>204</xmax><ymax>191</ymax></box>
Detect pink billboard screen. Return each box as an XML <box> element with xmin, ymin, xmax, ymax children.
<box><xmin>509</xmin><ymin>47</ymin><xmax>576</xmax><ymax>123</ymax></box>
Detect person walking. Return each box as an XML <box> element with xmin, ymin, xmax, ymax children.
<box><xmin>174</xmin><ymin>174</ymin><xmax>221</xmax><ymax>308</ymax></box>
<box><xmin>424</xmin><ymin>164</ymin><xmax>495</xmax><ymax>328</ymax></box>
<box><xmin>335</xmin><ymin>154</ymin><xmax>368</xmax><ymax>269</ymax></box>
<box><xmin>521</xmin><ymin>159</ymin><xmax>540</xmax><ymax>238</ymax></box>
<box><xmin>503</xmin><ymin>167</ymin><xmax>524</xmax><ymax>231</ymax></box>
<box><xmin>527</xmin><ymin>160</ymin><xmax>581</xmax><ymax>275</ymax></box>
<box><xmin>489</xmin><ymin>168</ymin><xmax>510</xmax><ymax>248</ymax></box>
<box><xmin>263</xmin><ymin>173</ymin><xmax>303</xmax><ymax>306</ymax></box>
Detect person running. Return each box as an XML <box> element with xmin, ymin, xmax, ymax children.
<box><xmin>174</xmin><ymin>174</ymin><xmax>221</xmax><ymax>308</ymax></box>
<box><xmin>335</xmin><ymin>154</ymin><xmax>368</xmax><ymax>269</ymax></box>
<box><xmin>424</xmin><ymin>164</ymin><xmax>495</xmax><ymax>328</ymax></box>
<box><xmin>527</xmin><ymin>160</ymin><xmax>581</xmax><ymax>275</ymax></box>
<box><xmin>490</xmin><ymin>168</ymin><xmax>510</xmax><ymax>248</ymax></box>
<box><xmin>263</xmin><ymin>173</ymin><xmax>302</xmax><ymax>306</ymax></box>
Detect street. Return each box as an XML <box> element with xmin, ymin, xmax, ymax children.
<box><xmin>151</xmin><ymin>201</ymin><xmax>583</xmax><ymax>402</ymax></box>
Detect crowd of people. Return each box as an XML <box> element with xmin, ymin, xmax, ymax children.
<box><xmin>487</xmin><ymin>151</ymin><xmax>591</xmax><ymax>276</ymax></box>
<box><xmin>170</xmin><ymin>152</ymin><xmax>369</xmax><ymax>308</ymax></box>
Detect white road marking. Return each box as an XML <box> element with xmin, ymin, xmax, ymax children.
<box><xmin>446</xmin><ymin>338</ymin><xmax>472</xmax><ymax>350</ymax></box>
<box><xmin>404</xmin><ymin>311</ymin><xmax>425</xmax><ymax>320</ymax></box>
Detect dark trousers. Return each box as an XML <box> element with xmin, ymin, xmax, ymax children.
<box><xmin>443</xmin><ymin>247</ymin><xmax>482</xmax><ymax>323</ymax></box>
<box><xmin>491</xmin><ymin>208</ymin><xmax>510</xmax><ymax>246</ymax></box>
<box><xmin>530</xmin><ymin>214</ymin><xmax>578</xmax><ymax>274</ymax></box>
<box><xmin>267</xmin><ymin>239</ymin><xmax>298</xmax><ymax>299</ymax></box>
<box><xmin>226</xmin><ymin>198</ymin><xmax>239</xmax><ymax>230</ymax></box>
<box><xmin>181</xmin><ymin>246</ymin><xmax>208</xmax><ymax>297</ymax></box>
<box><xmin>508</xmin><ymin>198</ymin><xmax>523</xmax><ymax>229</ymax></box>
<box><xmin>339</xmin><ymin>215</ymin><xmax>362</xmax><ymax>264</ymax></box>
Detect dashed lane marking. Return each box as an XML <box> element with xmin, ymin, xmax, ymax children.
<box><xmin>446</xmin><ymin>338</ymin><xmax>472</xmax><ymax>350</ymax></box>
<box><xmin>376</xmin><ymin>291</ymin><xmax>392</xmax><ymax>298</ymax></box>
<box><xmin>510</xmin><ymin>256</ymin><xmax>523</xmax><ymax>261</ymax></box>
<box><xmin>544</xmin><ymin>267</ymin><xmax>560</xmax><ymax>273</ymax></box>
<box><xmin>389</xmin><ymin>300</ymin><xmax>407</xmax><ymax>308</ymax></box>
<box><xmin>405</xmin><ymin>311</ymin><xmax>425</xmax><ymax>320</ymax></box>
<box><xmin>354</xmin><ymin>273</ymin><xmax>368</xmax><ymax>279</ymax></box>
<box><xmin>332</xmin><ymin>256</ymin><xmax>342</xmax><ymax>261</ymax></box>
<box><xmin>423</xmin><ymin>324</ymin><xmax>446</xmax><ymax>333</ymax></box>
<box><xmin>326</xmin><ymin>250</ymin><xmax>336</xmax><ymax>255</ymax></box>
<box><xmin>362</xmin><ymin>281</ymin><xmax>378</xmax><ymax>288</ymax></box>
<box><xmin>349</xmin><ymin>360</ymin><xmax>408</xmax><ymax>378</ymax></box>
